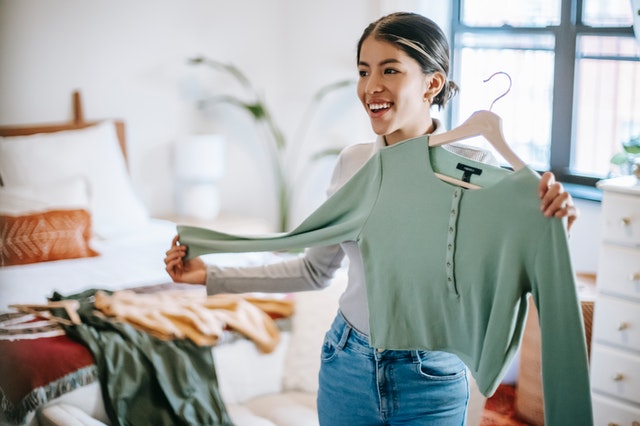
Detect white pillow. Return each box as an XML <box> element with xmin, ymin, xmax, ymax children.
<box><xmin>0</xmin><ymin>176</ymin><xmax>90</xmax><ymax>215</ymax></box>
<box><xmin>0</xmin><ymin>121</ymin><xmax>149</xmax><ymax>238</ymax></box>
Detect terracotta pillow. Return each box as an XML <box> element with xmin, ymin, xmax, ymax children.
<box><xmin>0</xmin><ymin>209</ymin><xmax>98</xmax><ymax>266</ymax></box>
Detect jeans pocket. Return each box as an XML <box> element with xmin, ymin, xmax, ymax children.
<box><xmin>416</xmin><ymin>350</ymin><xmax>466</xmax><ymax>381</ymax></box>
<box><xmin>320</xmin><ymin>334</ymin><xmax>341</xmax><ymax>362</ymax></box>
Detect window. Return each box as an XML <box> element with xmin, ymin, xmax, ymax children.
<box><xmin>449</xmin><ymin>0</ymin><xmax>640</xmax><ymax>189</ymax></box>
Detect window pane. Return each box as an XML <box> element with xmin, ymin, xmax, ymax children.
<box><xmin>572</xmin><ymin>36</ymin><xmax>640</xmax><ymax>177</ymax></box>
<box><xmin>582</xmin><ymin>0</ymin><xmax>634</xmax><ymax>26</ymax></box>
<box><xmin>461</xmin><ymin>0</ymin><xmax>560</xmax><ymax>26</ymax></box>
<box><xmin>454</xmin><ymin>34</ymin><xmax>555</xmax><ymax>169</ymax></box>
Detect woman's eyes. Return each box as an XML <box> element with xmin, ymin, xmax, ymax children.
<box><xmin>358</xmin><ymin>68</ymin><xmax>399</xmax><ymax>77</ymax></box>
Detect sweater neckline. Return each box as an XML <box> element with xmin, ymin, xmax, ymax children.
<box><xmin>381</xmin><ymin>135</ymin><xmax>532</xmax><ymax>195</ymax></box>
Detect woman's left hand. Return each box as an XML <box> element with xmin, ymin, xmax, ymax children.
<box><xmin>538</xmin><ymin>172</ymin><xmax>578</xmax><ymax>232</ymax></box>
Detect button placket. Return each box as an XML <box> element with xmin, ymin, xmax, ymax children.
<box><xmin>446</xmin><ymin>188</ymin><xmax>462</xmax><ymax>295</ymax></box>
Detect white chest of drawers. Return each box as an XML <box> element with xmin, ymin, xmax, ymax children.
<box><xmin>591</xmin><ymin>176</ymin><xmax>640</xmax><ymax>425</ymax></box>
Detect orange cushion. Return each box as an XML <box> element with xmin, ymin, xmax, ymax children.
<box><xmin>0</xmin><ymin>209</ymin><xmax>98</xmax><ymax>266</ymax></box>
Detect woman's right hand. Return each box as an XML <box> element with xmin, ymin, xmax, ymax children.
<box><xmin>164</xmin><ymin>235</ymin><xmax>206</xmax><ymax>285</ymax></box>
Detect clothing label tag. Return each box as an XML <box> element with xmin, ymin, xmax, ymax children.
<box><xmin>456</xmin><ymin>163</ymin><xmax>483</xmax><ymax>183</ymax></box>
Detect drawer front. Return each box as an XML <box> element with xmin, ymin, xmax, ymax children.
<box><xmin>592</xmin><ymin>393</ymin><xmax>640</xmax><ymax>426</ymax></box>
<box><xmin>601</xmin><ymin>192</ymin><xmax>640</xmax><ymax>246</ymax></box>
<box><xmin>592</xmin><ymin>296</ymin><xmax>640</xmax><ymax>352</ymax></box>
<box><xmin>590</xmin><ymin>344</ymin><xmax>640</xmax><ymax>404</ymax></box>
<box><xmin>597</xmin><ymin>245</ymin><xmax>640</xmax><ymax>300</ymax></box>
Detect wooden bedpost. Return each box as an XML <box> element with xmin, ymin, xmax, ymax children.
<box><xmin>0</xmin><ymin>91</ymin><xmax>128</xmax><ymax>161</ymax></box>
<box><xmin>72</xmin><ymin>90</ymin><xmax>85</xmax><ymax>124</ymax></box>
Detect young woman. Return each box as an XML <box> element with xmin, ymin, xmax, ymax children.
<box><xmin>165</xmin><ymin>12</ymin><xmax>577</xmax><ymax>425</ymax></box>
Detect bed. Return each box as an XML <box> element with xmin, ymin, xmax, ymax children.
<box><xmin>0</xmin><ymin>91</ymin><xmax>177</xmax><ymax>307</ymax></box>
<box><xmin>0</xmin><ymin>92</ymin><xmax>292</xmax><ymax>426</ymax></box>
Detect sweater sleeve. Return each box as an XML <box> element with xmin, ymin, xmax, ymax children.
<box><xmin>178</xmin><ymin>153</ymin><xmax>383</xmax><ymax>259</ymax></box>
<box><xmin>531</xmin><ymin>219</ymin><xmax>593</xmax><ymax>426</ymax></box>
<box><xmin>203</xmin><ymin>145</ymin><xmax>359</xmax><ymax>295</ymax></box>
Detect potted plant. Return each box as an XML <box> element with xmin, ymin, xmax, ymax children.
<box><xmin>187</xmin><ymin>56</ymin><xmax>354</xmax><ymax>231</ymax></box>
<box><xmin>610</xmin><ymin>134</ymin><xmax>640</xmax><ymax>179</ymax></box>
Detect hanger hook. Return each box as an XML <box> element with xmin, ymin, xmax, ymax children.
<box><xmin>483</xmin><ymin>71</ymin><xmax>512</xmax><ymax>111</ymax></box>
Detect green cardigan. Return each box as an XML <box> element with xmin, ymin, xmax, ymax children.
<box><xmin>179</xmin><ymin>136</ymin><xmax>592</xmax><ymax>425</ymax></box>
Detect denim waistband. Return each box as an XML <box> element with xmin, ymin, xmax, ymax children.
<box><xmin>332</xmin><ymin>311</ymin><xmax>422</xmax><ymax>361</ymax></box>
<box><xmin>333</xmin><ymin>311</ymin><xmax>371</xmax><ymax>348</ymax></box>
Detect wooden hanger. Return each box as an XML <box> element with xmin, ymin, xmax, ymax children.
<box><xmin>10</xmin><ymin>300</ymin><xmax>82</xmax><ymax>326</ymax></box>
<box><xmin>429</xmin><ymin>72</ymin><xmax>526</xmax><ymax>188</ymax></box>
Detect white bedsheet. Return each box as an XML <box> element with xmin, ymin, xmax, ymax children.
<box><xmin>0</xmin><ymin>218</ymin><xmax>179</xmax><ymax>311</ymax></box>
<box><xmin>0</xmin><ymin>218</ymin><xmax>289</xmax><ymax>312</ymax></box>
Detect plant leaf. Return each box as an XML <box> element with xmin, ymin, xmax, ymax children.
<box><xmin>310</xmin><ymin>148</ymin><xmax>343</xmax><ymax>161</ymax></box>
<box><xmin>312</xmin><ymin>79</ymin><xmax>356</xmax><ymax>102</ymax></box>
<box><xmin>611</xmin><ymin>152</ymin><xmax>630</xmax><ymax>165</ymax></box>
<box><xmin>246</xmin><ymin>103</ymin><xmax>267</xmax><ymax>120</ymax></box>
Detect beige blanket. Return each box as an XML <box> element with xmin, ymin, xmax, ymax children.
<box><xmin>94</xmin><ymin>290</ymin><xmax>294</xmax><ymax>353</ymax></box>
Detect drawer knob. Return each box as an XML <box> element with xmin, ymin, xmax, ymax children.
<box><xmin>611</xmin><ymin>373</ymin><xmax>625</xmax><ymax>381</ymax></box>
<box><xmin>620</xmin><ymin>216</ymin><xmax>632</xmax><ymax>226</ymax></box>
<box><xmin>630</xmin><ymin>272</ymin><xmax>640</xmax><ymax>282</ymax></box>
<box><xmin>617</xmin><ymin>322</ymin><xmax>629</xmax><ymax>331</ymax></box>
<box><xmin>607</xmin><ymin>423</ymin><xmax>620</xmax><ymax>426</ymax></box>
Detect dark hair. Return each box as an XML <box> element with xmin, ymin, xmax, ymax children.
<box><xmin>357</xmin><ymin>12</ymin><xmax>459</xmax><ymax>109</ymax></box>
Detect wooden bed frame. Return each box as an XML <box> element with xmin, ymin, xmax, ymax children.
<box><xmin>0</xmin><ymin>91</ymin><xmax>127</xmax><ymax>159</ymax></box>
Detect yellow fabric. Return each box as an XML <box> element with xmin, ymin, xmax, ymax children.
<box><xmin>94</xmin><ymin>290</ymin><xmax>293</xmax><ymax>353</ymax></box>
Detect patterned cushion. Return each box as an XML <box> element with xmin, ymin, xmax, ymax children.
<box><xmin>0</xmin><ymin>209</ymin><xmax>98</xmax><ymax>266</ymax></box>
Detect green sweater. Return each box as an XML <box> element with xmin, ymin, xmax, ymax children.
<box><xmin>179</xmin><ymin>135</ymin><xmax>592</xmax><ymax>425</ymax></box>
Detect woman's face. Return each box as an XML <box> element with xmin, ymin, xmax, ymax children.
<box><xmin>357</xmin><ymin>37</ymin><xmax>433</xmax><ymax>146</ymax></box>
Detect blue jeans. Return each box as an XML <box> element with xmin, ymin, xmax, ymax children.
<box><xmin>317</xmin><ymin>312</ymin><xmax>469</xmax><ymax>426</ymax></box>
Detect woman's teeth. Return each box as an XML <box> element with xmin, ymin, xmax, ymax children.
<box><xmin>369</xmin><ymin>103</ymin><xmax>390</xmax><ymax>111</ymax></box>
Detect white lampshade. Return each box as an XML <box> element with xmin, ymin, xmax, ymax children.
<box><xmin>181</xmin><ymin>183</ymin><xmax>221</xmax><ymax>220</ymax></box>
<box><xmin>174</xmin><ymin>134</ymin><xmax>226</xmax><ymax>182</ymax></box>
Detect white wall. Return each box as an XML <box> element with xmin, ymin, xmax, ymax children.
<box><xmin>0</xmin><ymin>0</ymin><xmax>378</xmax><ymax>228</ymax></box>
<box><xmin>0</xmin><ymin>0</ymin><xmax>600</xmax><ymax>272</ymax></box>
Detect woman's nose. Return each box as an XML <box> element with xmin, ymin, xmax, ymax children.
<box><xmin>366</xmin><ymin>73</ymin><xmax>383</xmax><ymax>94</ymax></box>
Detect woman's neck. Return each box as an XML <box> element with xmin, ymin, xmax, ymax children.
<box><xmin>384</xmin><ymin>119</ymin><xmax>436</xmax><ymax>146</ymax></box>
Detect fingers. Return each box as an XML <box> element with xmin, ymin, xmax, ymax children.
<box><xmin>538</xmin><ymin>174</ymin><xmax>579</xmax><ymax>232</ymax></box>
<box><xmin>165</xmin><ymin>244</ymin><xmax>187</xmax><ymax>260</ymax></box>
<box><xmin>165</xmin><ymin>258</ymin><xmax>182</xmax><ymax>280</ymax></box>
<box><xmin>538</xmin><ymin>171</ymin><xmax>555</xmax><ymax>198</ymax></box>
<box><xmin>165</xmin><ymin>234</ymin><xmax>187</xmax><ymax>281</ymax></box>
<box><xmin>539</xmin><ymin>172</ymin><xmax>567</xmax><ymax>217</ymax></box>
<box><xmin>542</xmin><ymin>186</ymin><xmax>568</xmax><ymax>216</ymax></box>
<box><xmin>565</xmin><ymin>204</ymin><xmax>578</xmax><ymax>232</ymax></box>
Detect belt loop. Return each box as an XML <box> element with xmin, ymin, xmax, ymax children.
<box><xmin>411</xmin><ymin>350</ymin><xmax>422</xmax><ymax>364</ymax></box>
<box><xmin>335</xmin><ymin>312</ymin><xmax>352</xmax><ymax>350</ymax></box>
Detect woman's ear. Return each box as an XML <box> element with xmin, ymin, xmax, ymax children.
<box><xmin>424</xmin><ymin>72</ymin><xmax>446</xmax><ymax>103</ymax></box>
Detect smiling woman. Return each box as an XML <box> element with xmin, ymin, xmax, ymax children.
<box><xmin>356</xmin><ymin>15</ymin><xmax>458</xmax><ymax>145</ymax></box>
<box><xmin>166</xmin><ymin>11</ymin><xmax>585</xmax><ymax>426</ymax></box>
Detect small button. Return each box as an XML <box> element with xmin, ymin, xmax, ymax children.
<box><xmin>377</xmin><ymin>348</ymin><xmax>384</xmax><ymax>353</ymax></box>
